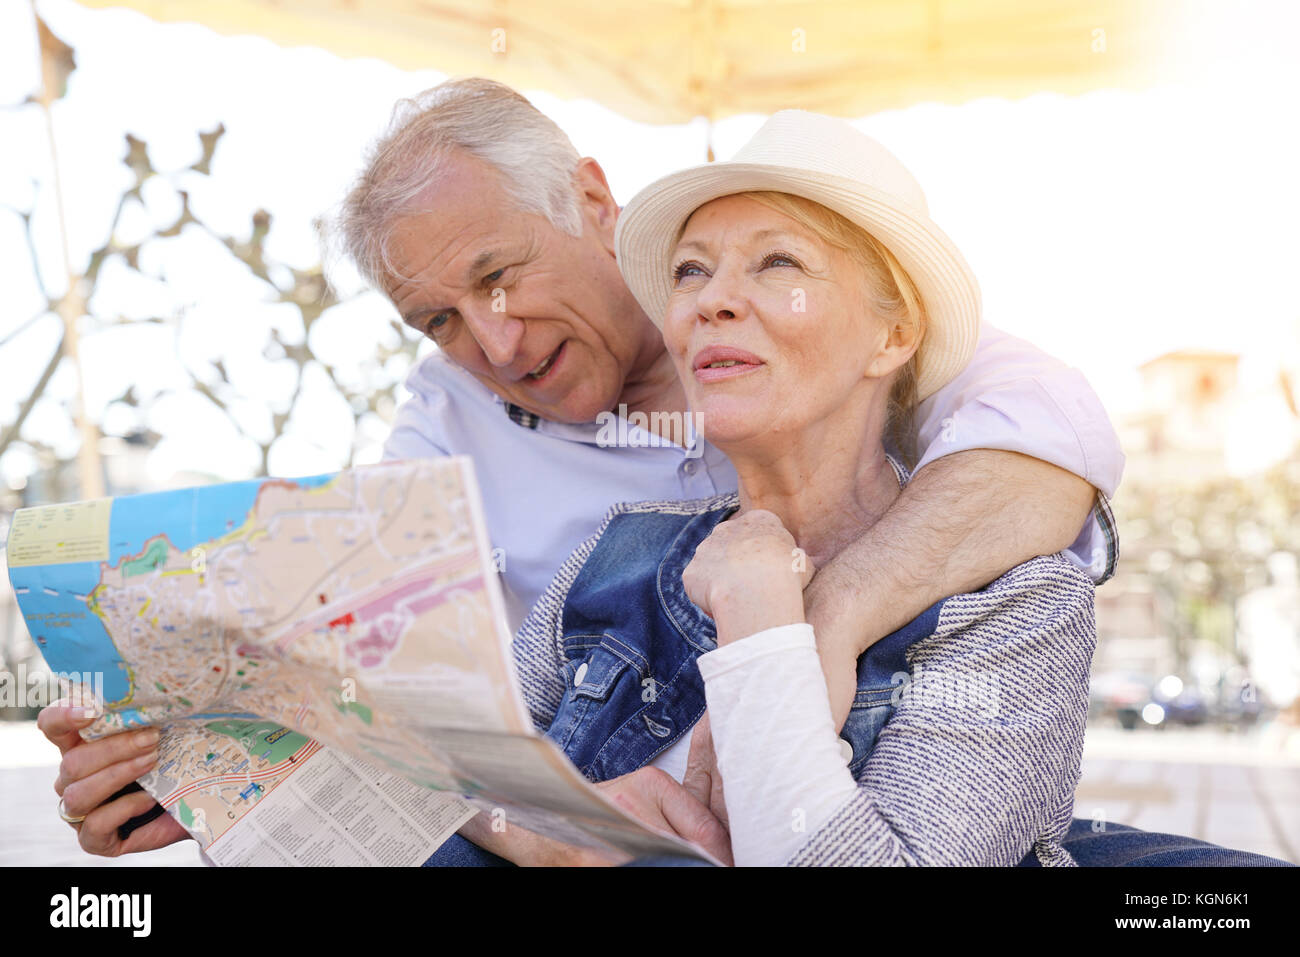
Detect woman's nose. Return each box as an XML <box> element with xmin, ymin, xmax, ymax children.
<box><xmin>695</xmin><ymin>266</ymin><xmax>747</xmax><ymax>323</ymax></box>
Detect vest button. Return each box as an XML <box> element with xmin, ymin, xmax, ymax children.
<box><xmin>574</xmin><ymin>662</ymin><xmax>589</xmax><ymax>687</ymax></box>
<box><xmin>839</xmin><ymin>738</ymin><xmax>854</xmax><ymax>764</ymax></box>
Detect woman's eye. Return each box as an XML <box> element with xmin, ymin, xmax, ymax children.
<box><xmin>483</xmin><ymin>268</ymin><xmax>504</xmax><ymax>285</ymax></box>
<box><xmin>672</xmin><ymin>260</ymin><xmax>706</xmax><ymax>282</ymax></box>
<box><xmin>761</xmin><ymin>252</ymin><xmax>800</xmax><ymax>269</ymax></box>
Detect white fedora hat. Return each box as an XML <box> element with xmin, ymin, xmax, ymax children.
<box><xmin>614</xmin><ymin>109</ymin><xmax>981</xmax><ymax>401</ymax></box>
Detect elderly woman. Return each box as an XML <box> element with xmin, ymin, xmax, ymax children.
<box><xmin>498</xmin><ymin>110</ymin><xmax>1097</xmax><ymax>867</ymax></box>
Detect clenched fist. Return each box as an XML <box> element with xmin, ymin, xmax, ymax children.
<box><xmin>682</xmin><ymin>508</ymin><xmax>814</xmax><ymax>646</ymax></box>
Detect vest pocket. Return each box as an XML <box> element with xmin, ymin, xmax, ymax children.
<box><xmin>552</xmin><ymin>636</ymin><xmax>649</xmax><ymax>771</ymax></box>
<box><xmin>561</xmin><ymin>635</ymin><xmax>639</xmax><ymax>703</ymax></box>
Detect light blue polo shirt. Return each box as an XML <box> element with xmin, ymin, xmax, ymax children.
<box><xmin>382</xmin><ymin>351</ymin><xmax>738</xmax><ymax>628</ymax></box>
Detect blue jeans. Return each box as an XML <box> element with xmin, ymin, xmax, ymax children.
<box><xmin>424</xmin><ymin>818</ymin><xmax>1294</xmax><ymax>867</ymax></box>
<box><xmin>424</xmin><ymin>833</ymin><xmax>514</xmax><ymax>867</ymax></box>
<box><xmin>1018</xmin><ymin>818</ymin><xmax>1293</xmax><ymax>867</ymax></box>
<box><xmin>420</xmin><ymin>833</ymin><xmax>710</xmax><ymax>867</ymax></box>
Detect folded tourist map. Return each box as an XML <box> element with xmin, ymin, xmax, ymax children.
<box><xmin>7</xmin><ymin>457</ymin><xmax>705</xmax><ymax>865</ymax></box>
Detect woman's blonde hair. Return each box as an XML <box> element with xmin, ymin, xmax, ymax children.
<box><xmin>718</xmin><ymin>191</ymin><xmax>928</xmax><ymax>464</ymax></box>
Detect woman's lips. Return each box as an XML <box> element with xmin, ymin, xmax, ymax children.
<box><xmin>695</xmin><ymin>363</ymin><xmax>762</xmax><ymax>383</ymax></box>
<box><xmin>692</xmin><ymin>345</ymin><xmax>764</xmax><ymax>383</ymax></box>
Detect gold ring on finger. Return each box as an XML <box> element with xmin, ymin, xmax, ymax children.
<box><xmin>58</xmin><ymin>797</ymin><xmax>87</xmax><ymax>825</ymax></box>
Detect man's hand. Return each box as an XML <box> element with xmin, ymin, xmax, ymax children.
<box><xmin>458</xmin><ymin>766</ymin><xmax>732</xmax><ymax>866</ymax></box>
<box><xmin>456</xmin><ymin>809</ymin><xmax>627</xmax><ymax>866</ymax></box>
<box><xmin>38</xmin><ymin>703</ymin><xmax>189</xmax><ymax>857</ymax></box>
<box><xmin>595</xmin><ymin>767</ymin><xmax>733</xmax><ymax>865</ymax></box>
<box><xmin>681</xmin><ymin>713</ymin><xmax>729</xmax><ymax>828</ymax></box>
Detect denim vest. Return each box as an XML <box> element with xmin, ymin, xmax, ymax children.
<box><xmin>543</xmin><ymin>499</ymin><xmax>945</xmax><ymax>783</ymax></box>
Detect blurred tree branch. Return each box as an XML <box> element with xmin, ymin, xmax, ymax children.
<box><xmin>3</xmin><ymin>50</ymin><xmax>422</xmax><ymax>494</ymax></box>
<box><xmin>0</xmin><ymin>332</ymin><xmax>64</xmax><ymax>462</ymax></box>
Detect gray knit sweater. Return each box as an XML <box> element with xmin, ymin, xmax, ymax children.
<box><xmin>512</xmin><ymin>494</ymin><xmax>1098</xmax><ymax>866</ymax></box>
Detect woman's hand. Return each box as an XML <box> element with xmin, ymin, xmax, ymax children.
<box><xmin>38</xmin><ymin>703</ymin><xmax>190</xmax><ymax>857</ymax></box>
<box><xmin>685</xmin><ymin>510</ymin><xmax>857</xmax><ymax>728</ymax></box>
<box><xmin>682</xmin><ymin>508</ymin><xmax>814</xmax><ymax>645</ymax></box>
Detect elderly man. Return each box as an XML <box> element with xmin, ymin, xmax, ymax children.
<box><xmin>42</xmin><ymin>78</ymin><xmax>1120</xmax><ymax>863</ymax></box>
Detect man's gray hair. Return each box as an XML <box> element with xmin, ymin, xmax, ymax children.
<box><xmin>327</xmin><ymin>77</ymin><xmax>584</xmax><ymax>292</ymax></box>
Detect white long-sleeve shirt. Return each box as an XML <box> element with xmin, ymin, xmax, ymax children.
<box><xmin>694</xmin><ymin>624</ymin><xmax>859</xmax><ymax>867</ymax></box>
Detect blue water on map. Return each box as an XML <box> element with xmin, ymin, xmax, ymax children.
<box><xmin>9</xmin><ymin>471</ymin><xmax>339</xmax><ymax>707</ymax></box>
<box><xmin>107</xmin><ymin>471</ymin><xmax>335</xmax><ymax>564</ymax></box>
<box><xmin>8</xmin><ymin>560</ymin><xmax>130</xmax><ymax>702</ymax></box>
<box><xmin>111</xmin><ymin>708</ymin><xmax>259</xmax><ymax>729</ymax></box>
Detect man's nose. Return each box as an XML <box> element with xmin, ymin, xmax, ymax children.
<box><xmin>461</xmin><ymin>301</ymin><xmax>525</xmax><ymax>367</ymax></box>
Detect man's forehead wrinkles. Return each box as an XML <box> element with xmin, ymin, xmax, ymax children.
<box><xmin>389</xmin><ymin>224</ymin><xmax>482</xmax><ymax>307</ymax></box>
<box><xmin>388</xmin><ymin>234</ymin><xmax>452</xmax><ymax>299</ymax></box>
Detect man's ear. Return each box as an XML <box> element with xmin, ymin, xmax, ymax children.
<box><xmin>574</xmin><ymin>157</ymin><xmax>619</xmax><ymax>255</ymax></box>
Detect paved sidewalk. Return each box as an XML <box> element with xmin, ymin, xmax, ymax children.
<box><xmin>1077</xmin><ymin>725</ymin><xmax>1300</xmax><ymax>864</ymax></box>
<box><xmin>3</xmin><ymin>721</ymin><xmax>1296</xmax><ymax>866</ymax></box>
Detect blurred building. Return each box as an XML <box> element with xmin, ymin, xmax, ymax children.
<box><xmin>1120</xmin><ymin>349</ymin><xmax>1300</xmax><ymax>486</ymax></box>
<box><xmin>1093</xmin><ymin>345</ymin><xmax>1300</xmax><ymax>729</ymax></box>
<box><xmin>1092</xmin><ymin>579</ymin><xmax>1173</xmax><ymax>674</ymax></box>
<box><xmin>1237</xmin><ymin>553</ymin><xmax>1300</xmax><ymax>709</ymax></box>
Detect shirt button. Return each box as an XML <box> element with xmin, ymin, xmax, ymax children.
<box><xmin>682</xmin><ymin>460</ymin><xmax>698</xmax><ymax>476</ymax></box>
<box><xmin>574</xmin><ymin>662</ymin><xmax>589</xmax><ymax>687</ymax></box>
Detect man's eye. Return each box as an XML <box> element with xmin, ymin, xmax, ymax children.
<box><xmin>483</xmin><ymin>268</ymin><xmax>504</xmax><ymax>286</ymax></box>
<box><xmin>424</xmin><ymin>311</ymin><xmax>455</xmax><ymax>334</ymax></box>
